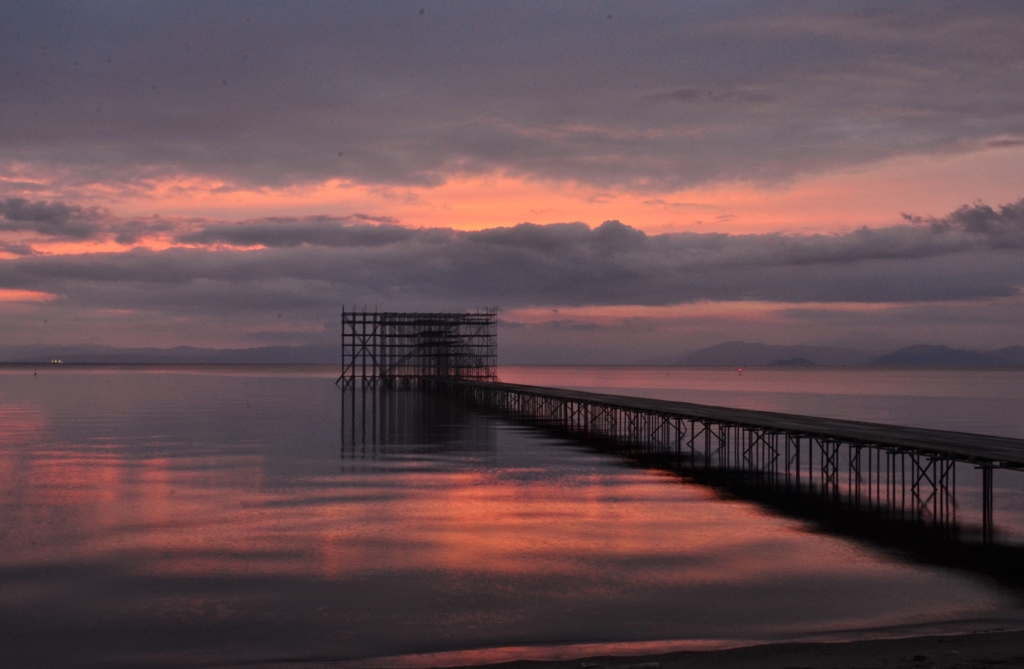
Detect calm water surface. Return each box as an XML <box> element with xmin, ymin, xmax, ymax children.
<box><xmin>1</xmin><ymin>365</ymin><xmax>1022</xmax><ymax>667</ymax></box>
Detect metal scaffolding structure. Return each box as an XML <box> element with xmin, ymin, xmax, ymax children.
<box><xmin>335</xmin><ymin>308</ymin><xmax>497</xmax><ymax>387</ymax></box>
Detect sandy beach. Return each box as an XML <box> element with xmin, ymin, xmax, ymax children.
<box><xmin>449</xmin><ymin>631</ymin><xmax>1024</xmax><ymax>669</ymax></box>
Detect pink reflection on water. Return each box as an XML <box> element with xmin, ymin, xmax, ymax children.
<box><xmin>0</xmin><ymin>366</ymin><xmax>1020</xmax><ymax>666</ymax></box>
<box><xmin>0</xmin><ymin>440</ymin><xmax>997</xmax><ymax>600</ymax></box>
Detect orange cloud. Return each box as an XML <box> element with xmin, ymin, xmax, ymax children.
<box><xmin>504</xmin><ymin>301</ymin><xmax>901</xmax><ymax>326</ymax></box>
<box><xmin>0</xmin><ymin>288</ymin><xmax>58</xmax><ymax>302</ymax></box>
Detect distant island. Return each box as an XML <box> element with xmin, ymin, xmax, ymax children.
<box><xmin>0</xmin><ymin>343</ymin><xmax>338</xmax><ymax>365</ymax></box>
<box><xmin>674</xmin><ymin>342</ymin><xmax>1024</xmax><ymax>368</ymax></box>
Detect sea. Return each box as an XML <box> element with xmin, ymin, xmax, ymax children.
<box><xmin>1</xmin><ymin>364</ymin><xmax>1023</xmax><ymax>668</ymax></box>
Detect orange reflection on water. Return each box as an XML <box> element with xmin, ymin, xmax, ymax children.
<box><xmin>26</xmin><ymin>452</ymin><xmax>122</xmax><ymax>506</ymax></box>
<box><xmin>0</xmin><ymin>368</ymin><xmax>1018</xmax><ymax>666</ymax></box>
<box><xmin>1</xmin><ymin>441</ymin><xmax>898</xmax><ymax>591</ymax></box>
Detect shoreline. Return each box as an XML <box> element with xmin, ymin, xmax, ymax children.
<box><xmin>323</xmin><ymin>626</ymin><xmax>1024</xmax><ymax>669</ymax></box>
<box><xmin>430</xmin><ymin>630</ymin><xmax>1024</xmax><ymax>669</ymax></box>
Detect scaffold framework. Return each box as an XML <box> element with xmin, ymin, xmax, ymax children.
<box><xmin>335</xmin><ymin>308</ymin><xmax>497</xmax><ymax>387</ymax></box>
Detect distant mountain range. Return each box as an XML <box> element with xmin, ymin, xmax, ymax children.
<box><xmin>864</xmin><ymin>344</ymin><xmax>1024</xmax><ymax>368</ymax></box>
<box><xmin>676</xmin><ymin>342</ymin><xmax>865</xmax><ymax>367</ymax></box>
<box><xmin>2</xmin><ymin>341</ymin><xmax>1023</xmax><ymax>368</ymax></box>
<box><xmin>0</xmin><ymin>343</ymin><xmax>338</xmax><ymax>365</ymax></box>
<box><xmin>675</xmin><ymin>342</ymin><xmax>1024</xmax><ymax>368</ymax></box>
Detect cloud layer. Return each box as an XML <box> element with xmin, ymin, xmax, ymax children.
<box><xmin>1</xmin><ymin>198</ymin><xmax>1022</xmax><ymax>317</ymax></box>
<box><xmin>0</xmin><ymin>198</ymin><xmax>105</xmax><ymax>240</ymax></box>
<box><xmin>3</xmin><ymin>3</ymin><xmax>1024</xmax><ymax>193</ymax></box>
<box><xmin>4</xmin><ymin>4</ymin><xmax>1024</xmax><ymax>357</ymax></box>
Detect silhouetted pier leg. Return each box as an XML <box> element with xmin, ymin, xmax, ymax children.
<box><xmin>982</xmin><ymin>466</ymin><xmax>994</xmax><ymax>544</ymax></box>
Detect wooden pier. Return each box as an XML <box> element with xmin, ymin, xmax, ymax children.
<box><xmin>427</xmin><ymin>378</ymin><xmax>1024</xmax><ymax>543</ymax></box>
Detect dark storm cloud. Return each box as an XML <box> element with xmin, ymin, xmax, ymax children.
<box><xmin>2</xmin><ymin>199</ymin><xmax>1023</xmax><ymax>316</ymax></box>
<box><xmin>0</xmin><ymin>198</ymin><xmax>105</xmax><ymax>239</ymax></box>
<box><xmin>906</xmin><ymin>199</ymin><xmax>1024</xmax><ymax>245</ymax></box>
<box><xmin>664</xmin><ymin>88</ymin><xmax>775</xmax><ymax>104</ymax></box>
<box><xmin>2</xmin><ymin>2</ymin><xmax>1024</xmax><ymax>189</ymax></box>
<box><xmin>0</xmin><ymin>198</ymin><xmax>410</xmax><ymax>248</ymax></box>
<box><xmin>0</xmin><ymin>242</ymin><xmax>35</xmax><ymax>257</ymax></box>
<box><xmin>112</xmin><ymin>217</ymin><xmax>180</xmax><ymax>245</ymax></box>
<box><xmin>175</xmin><ymin>215</ymin><xmax>411</xmax><ymax>248</ymax></box>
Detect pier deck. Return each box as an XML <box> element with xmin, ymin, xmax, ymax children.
<box><xmin>426</xmin><ymin>378</ymin><xmax>1024</xmax><ymax>543</ymax></box>
<box><xmin>456</xmin><ymin>380</ymin><xmax>1024</xmax><ymax>468</ymax></box>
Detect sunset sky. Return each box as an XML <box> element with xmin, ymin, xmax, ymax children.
<box><xmin>2</xmin><ymin>2</ymin><xmax>1024</xmax><ymax>362</ymax></box>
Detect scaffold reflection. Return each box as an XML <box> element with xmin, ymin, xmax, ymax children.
<box><xmin>339</xmin><ymin>385</ymin><xmax>496</xmax><ymax>458</ymax></box>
